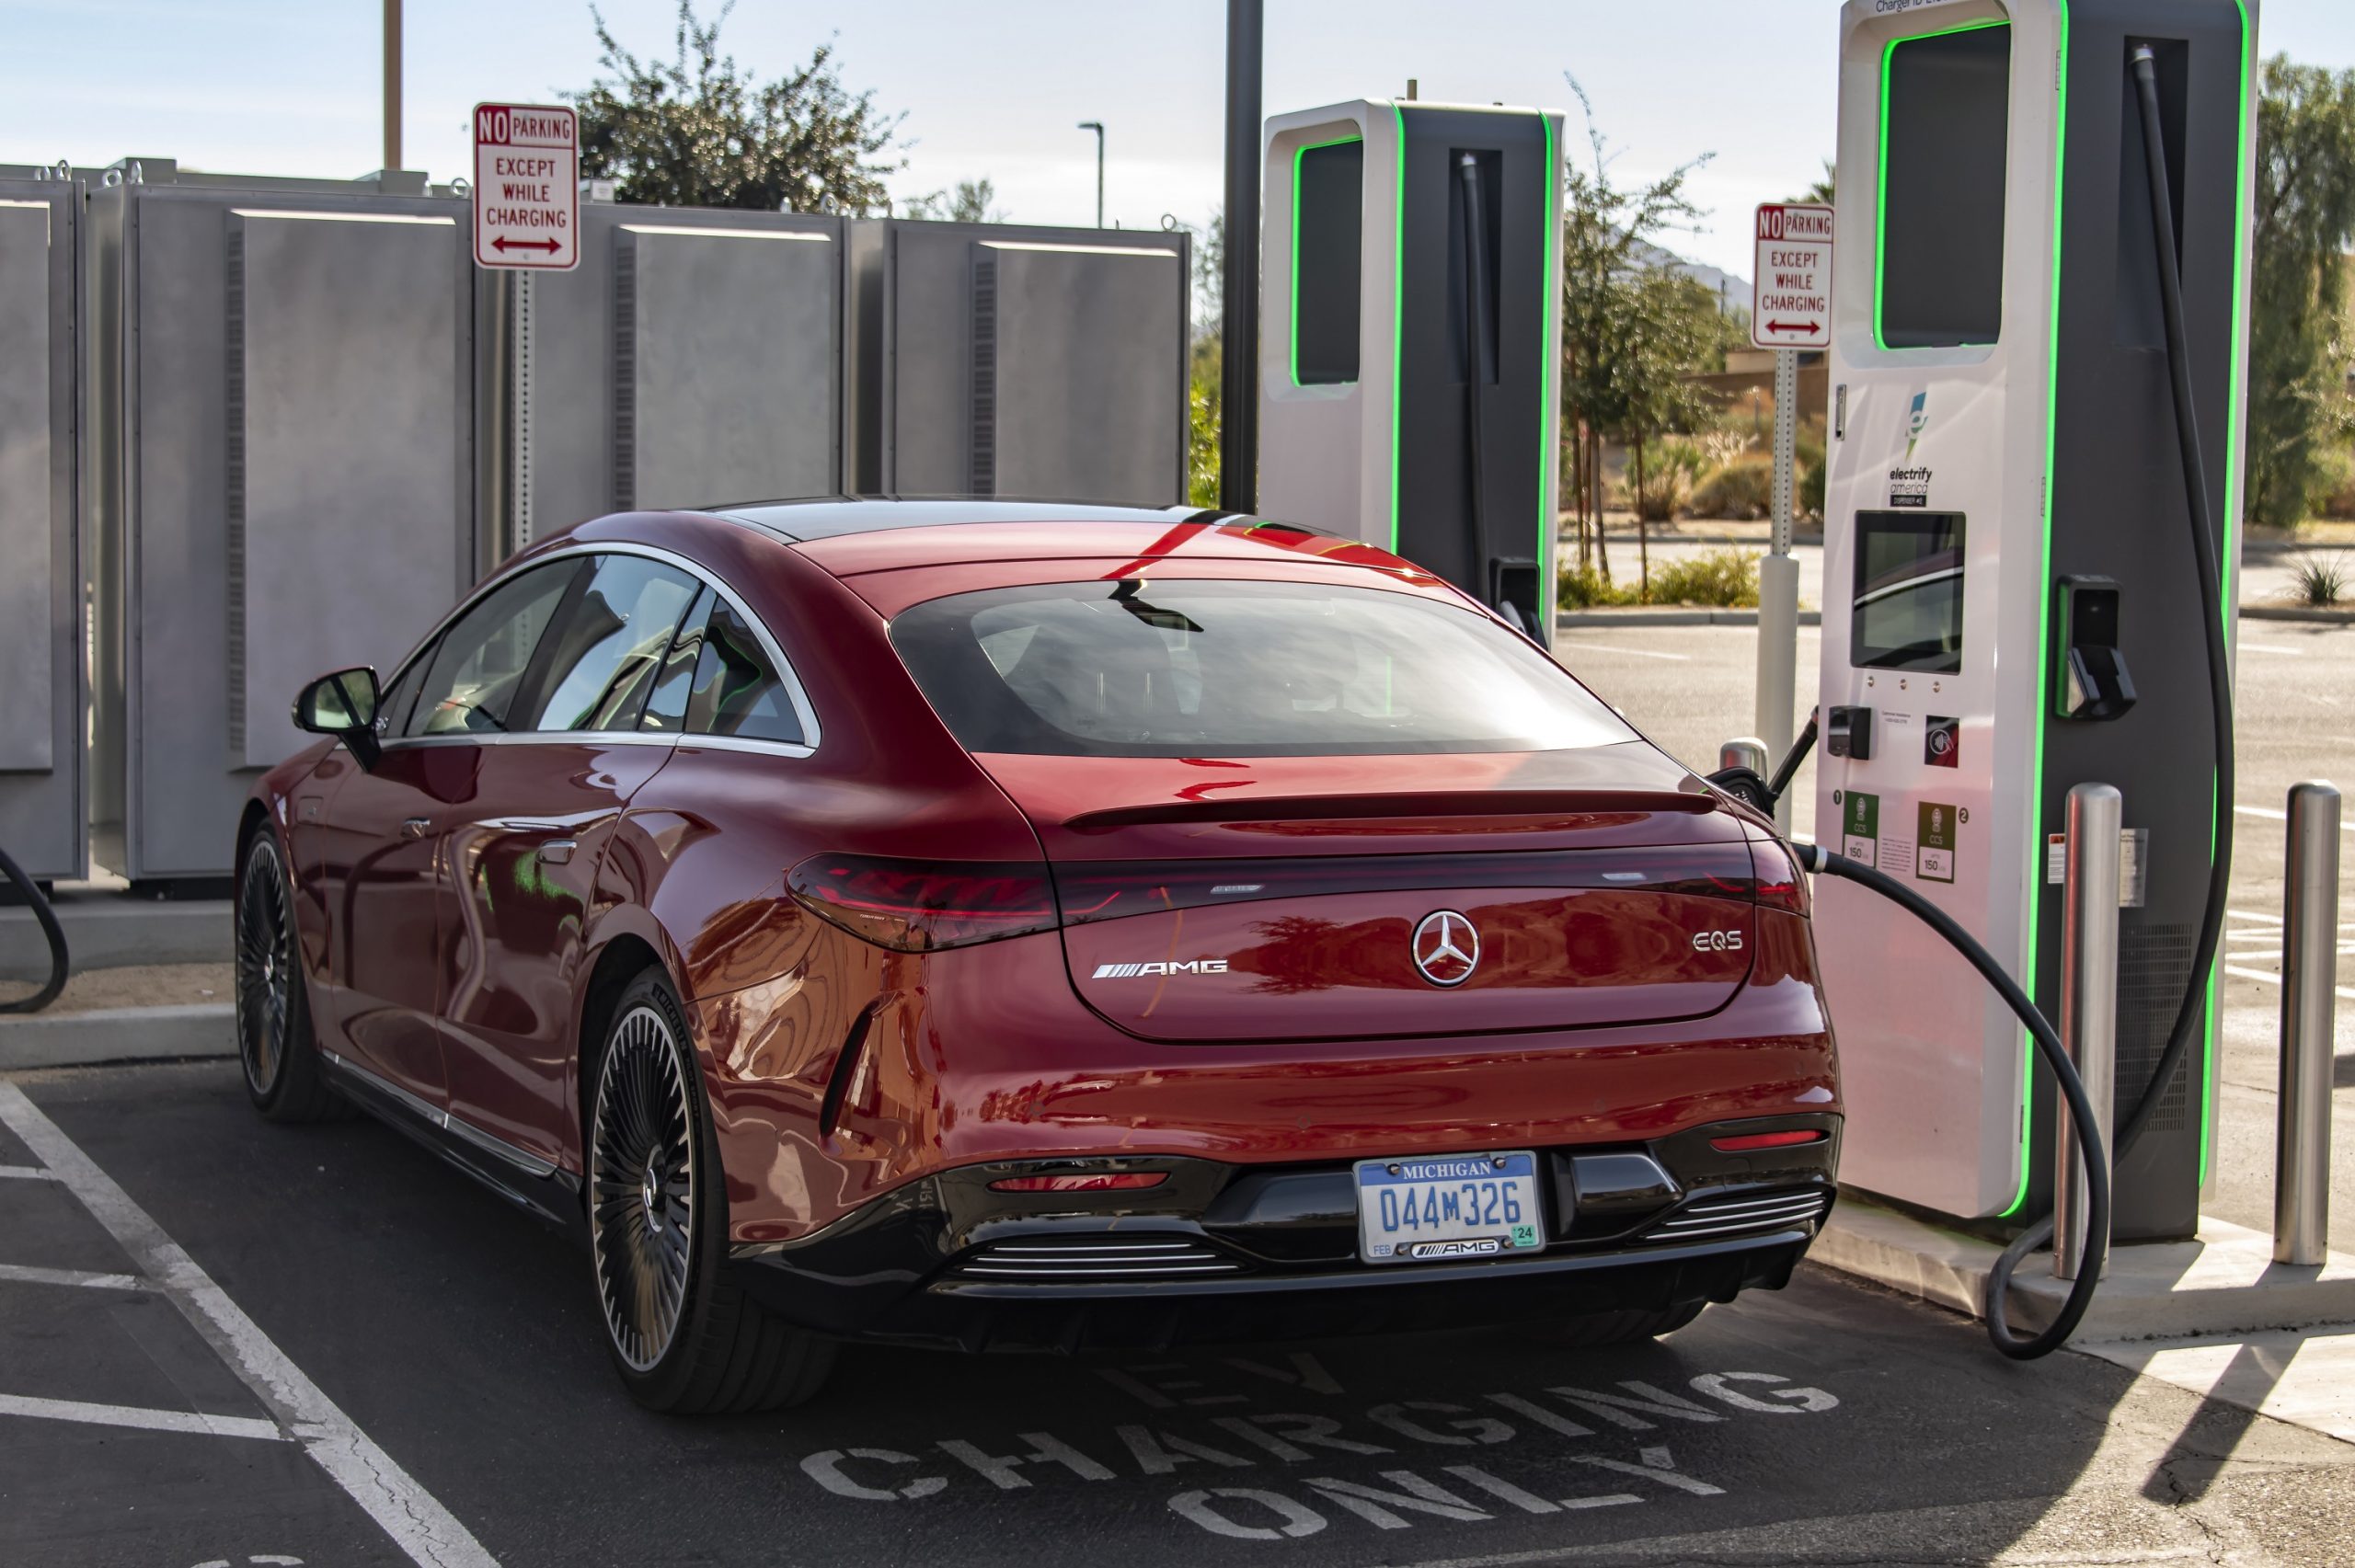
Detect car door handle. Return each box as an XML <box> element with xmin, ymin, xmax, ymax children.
<box><xmin>539</xmin><ymin>839</ymin><xmax>577</xmax><ymax>866</ymax></box>
<box><xmin>399</xmin><ymin>817</ymin><xmax>431</xmax><ymax>840</ymax></box>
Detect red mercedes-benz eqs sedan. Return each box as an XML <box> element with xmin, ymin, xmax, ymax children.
<box><xmin>237</xmin><ymin>500</ymin><xmax>1838</xmax><ymax>1413</ymax></box>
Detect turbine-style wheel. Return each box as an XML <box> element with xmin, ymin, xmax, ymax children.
<box><xmin>585</xmin><ymin>968</ymin><xmax>835</xmax><ymax>1413</ymax></box>
<box><xmin>590</xmin><ymin>1001</ymin><xmax>696</xmax><ymax>1371</ymax></box>
<box><xmin>234</xmin><ymin>831</ymin><xmax>346</xmax><ymax>1123</ymax></box>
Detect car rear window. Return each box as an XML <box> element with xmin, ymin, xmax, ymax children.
<box><xmin>889</xmin><ymin>578</ymin><xmax>1635</xmax><ymax>758</ymax></box>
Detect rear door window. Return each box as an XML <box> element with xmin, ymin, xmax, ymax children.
<box><xmin>522</xmin><ymin>555</ymin><xmax>702</xmax><ymax>732</ymax></box>
<box><xmin>890</xmin><ymin>578</ymin><xmax>1636</xmax><ymax>757</ymax></box>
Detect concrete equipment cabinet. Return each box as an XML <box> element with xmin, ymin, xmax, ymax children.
<box><xmin>0</xmin><ymin>166</ymin><xmax>86</xmax><ymax>884</ymax></box>
<box><xmin>843</xmin><ymin>220</ymin><xmax>1189</xmax><ymax>507</ymax></box>
<box><xmin>1257</xmin><ymin>100</ymin><xmax>1564</xmax><ymax>637</ymax></box>
<box><xmin>85</xmin><ymin>161</ymin><xmax>477</xmax><ymax>887</ymax></box>
<box><xmin>492</xmin><ymin>199</ymin><xmax>845</xmax><ymax>559</ymax></box>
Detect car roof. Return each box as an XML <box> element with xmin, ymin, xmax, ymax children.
<box><xmin>709</xmin><ymin>497</ymin><xmax>1262</xmax><ymax>543</ymax></box>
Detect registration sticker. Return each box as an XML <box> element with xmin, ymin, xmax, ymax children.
<box><xmin>1354</xmin><ymin>1151</ymin><xmax>1544</xmax><ymax>1264</ymax></box>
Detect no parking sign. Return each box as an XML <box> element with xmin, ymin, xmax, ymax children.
<box><xmin>472</xmin><ymin>102</ymin><xmax>579</xmax><ymax>270</ymax></box>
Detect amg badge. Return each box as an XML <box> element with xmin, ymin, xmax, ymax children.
<box><xmin>1091</xmin><ymin>959</ymin><xmax>1230</xmax><ymax>979</ymax></box>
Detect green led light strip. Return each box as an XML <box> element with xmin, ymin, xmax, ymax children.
<box><xmin>1874</xmin><ymin>17</ymin><xmax>2013</xmax><ymax>352</ymax></box>
<box><xmin>2205</xmin><ymin>0</ymin><xmax>2258</xmax><ymax>1186</ymax></box>
<box><xmin>2011</xmin><ymin>1</ymin><xmax>2066</xmax><ymax>1219</ymax></box>
<box><xmin>1538</xmin><ymin>109</ymin><xmax>1560</xmax><ymax>589</ymax></box>
<box><xmin>1289</xmin><ymin>134</ymin><xmax>1364</xmax><ymax>391</ymax></box>
<box><xmin>1388</xmin><ymin>103</ymin><xmax>1408</xmax><ymax>553</ymax></box>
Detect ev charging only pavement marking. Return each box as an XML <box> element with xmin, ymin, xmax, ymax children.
<box><xmin>0</xmin><ymin>1082</ymin><xmax>500</xmax><ymax>1568</ymax></box>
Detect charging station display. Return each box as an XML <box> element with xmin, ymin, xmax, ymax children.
<box><xmin>1878</xmin><ymin>23</ymin><xmax>2012</xmax><ymax>349</ymax></box>
<box><xmin>1853</xmin><ymin>512</ymin><xmax>1965</xmax><ymax>673</ymax></box>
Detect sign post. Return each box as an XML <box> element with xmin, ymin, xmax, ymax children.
<box><xmin>1750</xmin><ymin>201</ymin><xmax>1833</xmax><ymax>827</ymax></box>
<box><xmin>471</xmin><ymin>103</ymin><xmax>579</xmax><ymax>270</ymax></box>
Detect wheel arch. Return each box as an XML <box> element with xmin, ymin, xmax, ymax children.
<box><xmin>574</xmin><ymin>933</ymin><xmax>670</xmax><ymax>1173</ymax></box>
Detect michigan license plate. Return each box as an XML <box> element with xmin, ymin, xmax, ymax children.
<box><xmin>1354</xmin><ymin>1151</ymin><xmax>1544</xmax><ymax>1264</ymax></box>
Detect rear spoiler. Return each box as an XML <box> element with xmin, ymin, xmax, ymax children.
<box><xmin>1063</xmin><ymin>789</ymin><xmax>1718</xmax><ymax>836</ymax></box>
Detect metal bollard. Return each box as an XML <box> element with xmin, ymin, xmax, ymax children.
<box><xmin>1719</xmin><ymin>738</ymin><xmax>1769</xmax><ymax>778</ymax></box>
<box><xmin>2057</xmin><ymin>783</ymin><xmax>2121</xmax><ymax>1280</ymax></box>
<box><xmin>2275</xmin><ymin>782</ymin><xmax>2341</xmax><ymax>1266</ymax></box>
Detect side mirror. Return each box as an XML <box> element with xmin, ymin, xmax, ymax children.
<box><xmin>293</xmin><ymin>667</ymin><xmax>382</xmax><ymax>768</ymax></box>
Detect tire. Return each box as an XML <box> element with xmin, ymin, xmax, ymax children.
<box><xmin>1523</xmin><ymin>1300</ymin><xmax>1707</xmax><ymax>1348</ymax></box>
<box><xmin>235</xmin><ymin>832</ymin><xmax>350</xmax><ymax>1124</ymax></box>
<box><xmin>587</xmin><ymin>968</ymin><xmax>835</xmax><ymax>1413</ymax></box>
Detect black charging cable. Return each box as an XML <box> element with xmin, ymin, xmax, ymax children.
<box><xmin>1789</xmin><ymin>842</ymin><xmax>2111</xmax><ymax>1357</ymax></box>
<box><xmin>0</xmin><ymin>842</ymin><xmax>68</xmax><ymax>1015</ymax></box>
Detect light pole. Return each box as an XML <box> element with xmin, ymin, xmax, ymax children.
<box><xmin>383</xmin><ymin>0</ymin><xmax>403</xmax><ymax>171</ymax></box>
<box><xmin>1076</xmin><ymin>121</ymin><xmax>1105</xmax><ymax>227</ymax></box>
<box><xmin>1220</xmin><ymin>0</ymin><xmax>1261</xmax><ymax>512</ymax></box>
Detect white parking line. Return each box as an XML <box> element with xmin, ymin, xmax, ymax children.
<box><xmin>0</xmin><ymin>1391</ymin><xmax>283</xmax><ymax>1442</ymax></box>
<box><xmin>0</xmin><ymin>1083</ymin><xmax>500</xmax><ymax>1568</ymax></box>
<box><xmin>1560</xmin><ymin>641</ymin><xmax>1693</xmax><ymax>662</ymax></box>
<box><xmin>0</xmin><ymin>1261</ymin><xmax>148</xmax><ymax>1291</ymax></box>
<box><xmin>2238</xmin><ymin>642</ymin><xmax>2305</xmax><ymax>655</ymax></box>
<box><xmin>2222</xmin><ymin>963</ymin><xmax>2355</xmax><ymax>1003</ymax></box>
<box><xmin>0</xmin><ymin>1164</ymin><xmax>56</xmax><ymax>1180</ymax></box>
<box><xmin>2234</xmin><ymin>804</ymin><xmax>2354</xmax><ymax>832</ymax></box>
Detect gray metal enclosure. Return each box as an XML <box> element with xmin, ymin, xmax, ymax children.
<box><xmin>493</xmin><ymin>200</ymin><xmax>844</xmax><ymax>558</ymax></box>
<box><xmin>844</xmin><ymin>221</ymin><xmax>1189</xmax><ymax>505</ymax></box>
<box><xmin>86</xmin><ymin>165</ymin><xmax>476</xmax><ymax>883</ymax></box>
<box><xmin>0</xmin><ymin>168</ymin><xmax>85</xmax><ymax>883</ymax></box>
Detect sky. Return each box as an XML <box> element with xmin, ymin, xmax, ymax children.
<box><xmin>9</xmin><ymin>1</ymin><xmax>2355</xmax><ymax>284</ymax></box>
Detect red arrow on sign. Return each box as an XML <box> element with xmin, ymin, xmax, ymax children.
<box><xmin>492</xmin><ymin>235</ymin><xmax>562</xmax><ymax>254</ymax></box>
<box><xmin>1766</xmin><ymin>318</ymin><xmax>1821</xmax><ymax>335</ymax></box>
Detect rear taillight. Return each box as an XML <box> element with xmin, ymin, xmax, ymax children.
<box><xmin>1710</xmin><ymin>1129</ymin><xmax>1826</xmax><ymax>1152</ymax></box>
<box><xmin>987</xmin><ymin>1173</ymin><xmax>1168</xmax><ymax>1194</ymax></box>
<box><xmin>788</xmin><ymin>855</ymin><xmax>1059</xmax><ymax>952</ymax></box>
<box><xmin>1747</xmin><ymin>838</ymin><xmax>1810</xmax><ymax>917</ymax></box>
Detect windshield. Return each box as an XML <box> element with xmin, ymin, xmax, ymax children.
<box><xmin>890</xmin><ymin>578</ymin><xmax>1635</xmax><ymax>758</ymax></box>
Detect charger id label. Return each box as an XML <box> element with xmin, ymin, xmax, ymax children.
<box><xmin>1917</xmin><ymin>801</ymin><xmax>1960</xmax><ymax>885</ymax></box>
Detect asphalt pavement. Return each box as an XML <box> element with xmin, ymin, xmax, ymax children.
<box><xmin>6</xmin><ymin>1061</ymin><xmax>2355</xmax><ymax>1567</ymax></box>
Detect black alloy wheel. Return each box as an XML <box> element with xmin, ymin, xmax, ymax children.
<box><xmin>234</xmin><ymin>831</ymin><xmax>345</xmax><ymax>1123</ymax></box>
<box><xmin>590</xmin><ymin>1000</ymin><xmax>697</xmax><ymax>1371</ymax></box>
<box><xmin>586</xmin><ymin>968</ymin><xmax>835</xmax><ymax>1413</ymax></box>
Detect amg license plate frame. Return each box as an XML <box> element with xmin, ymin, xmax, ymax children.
<box><xmin>1353</xmin><ymin>1150</ymin><xmax>1545</xmax><ymax>1264</ymax></box>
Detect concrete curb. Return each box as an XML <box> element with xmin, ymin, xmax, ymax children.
<box><xmin>2244</xmin><ymin>604</ymin><xmax>2355</xmax><ymax>624</ymax></box>
<box><xmin>0</xmin><ymin>1004</ymin><xmax>236</xmax><ymax>1070</ymax></box>
<box><xmin>1557</xmin><ymin>608</ymin><xmax>1823</xmax><ymax>628</ymax></box>
<box><xmin>0</xmin><ymin>898</ymin><xmax>232</xmax><ymax>980</ymax></box>
<box><xmin>1812</xmin><ymin>1195</ymin><xmax>2355</xmax><ymax>1342</ymax></box>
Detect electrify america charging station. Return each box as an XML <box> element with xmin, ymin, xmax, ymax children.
<box><xmin>1257</xmin><ymin>99</ymin><xmax>1564</xmax><ymax>638</ymax></box>
<box><xmin>1815</xmin><ymin>0</ymin><xmax>2253</xmax><ymax>1241</ymax></box>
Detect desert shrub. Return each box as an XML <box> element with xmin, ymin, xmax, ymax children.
<box><xmin>2291</xmin><ymin>551</ymin><xmax>2351</xmax><ymax>605</ymax></box>
<box><xmin>1690</xmin><ymin>455</ymin><xmax>1774</xmax><ymax>520</ymax></box>
<box><xmin>1647</xmin><ymin>548</ymin><xmax>1761</xmax><ymax>607</ymax></box>
<box><xmin>1558</xmin><ymin>563</ymin><xmax>1638</xmax><ymax>609</ymax></box>
<box><xmin>1628</xmin><ymin>437</ymin><xmax>1710</xmax><ymax>521</ymax></box>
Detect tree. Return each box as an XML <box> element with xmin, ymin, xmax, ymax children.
<box><xmin>568</xmin><ymin>2</ymin><xmax>902</xmax><ymax>213</ymax></box>
<box><xmin>2248</xmin><ymin>56</ymin><xmax>2355</xmax><ymax>532</ymax></box>
<box><xmin>901</xmin><ymin>178</ymin><xmax>1006</xmax><ymax>223</ymax></box>
<box><xmin>1795</xmin><ymin>160</ymin><xmax>1835</xmax><ymax>204</ymax></box>
<box><xmin>1557</xmin><ymin>78</ymin><xmax>1721</xmax><ymax>591</ymax></box>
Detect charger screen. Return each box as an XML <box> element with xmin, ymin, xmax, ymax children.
<box><xmin>1879</xmin><ymin>23</ymin><xmax>2011</xmax><ymax>348</ymax></box>
<box><xmin>1855</xmin><ymin>510</ymin><xmax>1965</xmax><ymax>673</ymax></box>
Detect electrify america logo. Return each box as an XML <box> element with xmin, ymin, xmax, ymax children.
<box><xmin>1889</xmin><ymin>390</ymin><xmax>1932</xmax><ymax>508</ymax></box>
<box><xmin>1091</xmin><ymin>959</ymin><xmax>1230</xmax><ymax>979</ymax></box>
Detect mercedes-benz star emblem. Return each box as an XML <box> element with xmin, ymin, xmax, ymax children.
<box><xmin>1411</xmin><ymin>910</ymin><xmax>1479</xmax><ymax>987</ymax></box>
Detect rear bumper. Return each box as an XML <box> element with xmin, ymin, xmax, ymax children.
<box><xmin>728</xmin><ymin>1114</ymin><xmax>1839</xmax><ymax>1351</ymax></box>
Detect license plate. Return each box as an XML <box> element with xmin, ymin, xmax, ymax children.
<box><xmin>1354</xmin><ymin>1151</ymin><xmax>1544</xmax><ymax>1264</ymax></box>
